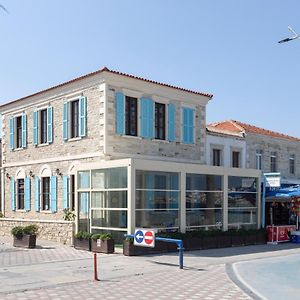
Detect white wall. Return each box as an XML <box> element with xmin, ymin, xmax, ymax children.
<box><xmin>206</xmin><ymin>133</ymin><xmax>246</xmax><ymax>168</ymax></box>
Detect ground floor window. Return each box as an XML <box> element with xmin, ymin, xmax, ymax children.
<box><xmin>17</xmin><ymin>179</ymin><xmax>25</xmax><ymax>210</ymax></box>
<box><xmin>228</xmin><ymin>176</ymin><xmax>258</xmax><ymax>228</ymax></box>
<box><xmin>186</xmin><ymin>174</ymin><xmax>223</xmax><ymax>229</ymax></box>
<box><xmin>77</xmin><ymin>167</ymin><xmax>128</xmax><ymax>234</ymax></box>
<box><xmin>135</xmin><ymin>171</ymin><xmax>179</xmax><ymax>230</ymax></box>
<box><xmin>42</xmin><ymin>177</ymin><xmax>50</xmax><ymax>211</ymax></box>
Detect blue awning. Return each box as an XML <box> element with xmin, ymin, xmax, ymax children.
<box><xmin>266</xmin><ymin>185</ymin><xmax>300</xmax><ymax>199</ymax></box>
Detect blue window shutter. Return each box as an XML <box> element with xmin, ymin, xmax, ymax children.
<box><xmin>34</xmin><ymin>176</ymin><xmax>40</xmax><ymax>212</ymax></box>
<box><xmin>50</xmin><ymin>176</ymin><xmax>57</xmax><ymax>213</ymax></box>
<box><xmin>140</xmin><ymin>98</ymin><xmax>154</xmax><ymax>139</ymax></box>
<box><xmin>168</xmin><ymin>104</ymin><xmax>176</xmax><ymax>142</ymax></box>
<box><xmin>79</xmin><ymin>96</ymin><xmax>87</xmax><ymax>137</ymax></box>
<box><xmin>63</xmin><ymin>102</ymin><xmax>69</xmax><ymax>140</ymax></box>
<box><xmin>189</xmin><ymin>109</ymin><xmax>195</xmax><ymax>144</ymax></box>
<box><xmin>182</xmin><ymin>107</ymin><xmax>188</xmax><ymax>143</ymax></box>
<box><xmin>33</xmin><ymin>111</ymin><xmax>38</xmax><ymax>146</ymax></box>
<box><xmin>62</xmin><ymin>175</ymin><xmax>69</xmax><ymax>209</ymax></box>
<box><xmin>182</xmin><ymin>107</ymin><xmax>194</xmax><ymax>144</ymax></box>
<box><xmin>11</xmin><ymin>177</ymin><xmax>15</xmax><ymax>211</ymax></box>
<box><xmin>148</xmin><ymin>99</ymin><xmax>154</xmax><ymax>138</ymax></box>
<box><xmin>116</xmin><ymin>92</ymin><xmax>125</xmax><ymax>135</ymax></box>
<box><xmin>24</xmin><ymin>177</ymin><xmax>31</xmax><ymax>212</ymax></box>
<box><xmin>9</xmin><ymin>117</ymin><xmax>15</xmax><ymax>150</ymax></box>
<box><xmin>21</xmin><ymin>112</ymin><xmax>27</xmax><ymax>148</ymax></box>
<box><xmin>47</xmin><ymin>106</ymin><xmax>53</xmax><ymax>143</ymax></box>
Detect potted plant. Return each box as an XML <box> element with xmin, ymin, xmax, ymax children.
<box><xmin>74</xmin><ymin>231</ymin><xmax>92</xmax><ymax>251</ymax></box>
<box><xmin>123</xmin><ymin>237</ymin><xmax>151</xmax><ymax>256</ymax></box>
<box><xmin>11</xmin><ymin>224</ymin><xmax>38</xmax><ymax>249</ymax></box>
<box><xmin>91</xmin><ymin>233</ymin><xmax>114</xmax><ymax>254</ymax></box>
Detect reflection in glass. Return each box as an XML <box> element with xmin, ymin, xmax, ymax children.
<box><xmin>91</xmin><ymin>168</ymin><xmax>127</xmax><ymax>189</ymax></box>
<box><xmin>136</xmin><ymin>171</ymin><xmax>179</xmax><ymax>190</ymax></box>
<box><xmin>186</xmin><ymin>174</ymin><xmax>222</xmax><ymax>191</ymax></box>
<box><xmin>186</xmin><ymin>209</ymin><xmax>222</xmax><ymax>227</ymax></box>
<box><xmin>136</xmin><ymin>210</ymin><xmax>179</xmax><ymax>228</ymax></box>
<box><xmin>91</xmin><ymin>191</ymin><xmax>127</xmax><ymax>208</ymax></box>
<box><xmin>136</xmin><ymin>191</ymin><xmax>179</xmax><ymax>209</ymax></box>
<box><xmin>186</xmin><ymin>192</ymin><xmax>222</xmax><ymax>209</ymax></box>
<box><xmin>228</xmin><ymin>176</ymin><xmax>257</xmax><ymax>192</ymax></box>
<box><xmin>78</xmin><ymin>171</ymin><xmax>90</xmax><ymax>189</ymax></box>
<box><xmin>78</xmin><ymin>192</ymin><xmax>89</xmax><ymax>232</ymax></box>
<box><xmin>228</xmin><ymin>193</ymin><xmax>257</xmax><ymax>208</ymax></box>
<box><xmin>91</xmin><ymin>210</ymin><xmax>127</xmax><ymax>228</ymax></box>
<box><xmin>228</xmin><ymin>209</ymin><xmax>257</xmax><ymax>224</ymax></box>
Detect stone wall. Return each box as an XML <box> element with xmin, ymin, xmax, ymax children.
<box><xmin>245</xmin><ymin>133</ymin><xmax>300</xmax><ymax>183</ymax></box>
<box><xmin>0</xmin><ymin>218</ymin><xmax>74</xmax><ymax>245</ymax></box>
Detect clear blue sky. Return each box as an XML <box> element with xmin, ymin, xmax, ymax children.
<box><xmin>1</xmin><ymin>0</ymin><xmax>300</xmax><ymax>136</ymax></box>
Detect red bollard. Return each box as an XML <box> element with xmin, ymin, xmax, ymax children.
<box><xmin>93</xmin><ymin>253</ymin><xmax>100</xmax><ymax>281</ymax></box>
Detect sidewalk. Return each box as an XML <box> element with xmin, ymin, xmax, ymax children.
<box><xmin>1</xmin><ymin>236</ymin><xmax>300</xmax><ymax>299</ymax></box>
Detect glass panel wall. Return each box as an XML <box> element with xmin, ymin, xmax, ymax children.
<box><xmin>186</xmin><ymin>174</ymin><xmax>223</xmax><ymax>229</ymax></box>
<box><xmin>136</xmin><ymin>171</ymin><xmax>179</xmax><ymax>230</ymax></box>
<box><xmin>77</xmin><ymin>167</ymin><xmax>128</xmax><ymax>239</ymax></box>
<box><xmin>228</xmin><ymin>176</ymin><xmax>258</xmax><ymax>229</ymax></box>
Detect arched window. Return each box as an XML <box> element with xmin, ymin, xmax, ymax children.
<box><xmin>39</xmin><ymin>165</ymin><xmax>52</xmax><ymax>211</ymax></box>
<box><xmin>15</xmin><ymin>168</ymin><xmax>25</xmax><ymax>210</ymax></box>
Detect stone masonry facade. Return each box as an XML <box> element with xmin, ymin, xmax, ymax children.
<box><xmin>0</xmin><ymin>69</ymin><xmax>211</xmax><ymax>243</ymax></box>
<box><xmin>245</xmin><ymin>132</ymin><xmax>300</xmax><ymax>183</ymax></box>
<box><xmin>0</xmin><ymin>218</ymin><xmax>74</xmax><ymax>245</ymax></box>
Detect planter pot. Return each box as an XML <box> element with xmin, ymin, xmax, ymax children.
<box><xmin>244</xmin><ymin>233</ymin><xmax>257</xmax><ymax>246</ymax></box>
<box><xmin>218</xmin><ymin>235</ymin><xmax>232</xmax><ymax>248</ymax></box>
<box><xmin>91</xmin><ymin>239</ymin><xmax>114</xmax><ymax>254</ymax></box>
<box><xmin>256</xmin><ymin>231</ymin><xmax>267</xmax><ymax>245</ymax></box>
<box><xmin>13</xmin><ymin>235</ymin><xmax>36</xmax><ymax>249</ymax></box>
<box><xmin>123</xmin><ymin>240</ymin><xmax>150</xmax><ymax>256</ymax></box>
<box><xmin>74</xmin><ymin>238</ymin><xmax>91</xmax><ymax>251</ymax></box>
<box><xmin>202</xmin><ymin>236</ymin><xmax>218</xmax><ymax>249</ymax></box>
<box><xmin>231</xmin><ymin>235</ymin><xmax>244</xmax><ymax>247</ymax></box>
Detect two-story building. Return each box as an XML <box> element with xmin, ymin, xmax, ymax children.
<box><xmin>0</xmin><ymin>69</ymin><xmax>261</xmax><ymax>243</ymax></box>
<box><xmin>208</xmin><ymin>120</ymin><xmax>300</xmax><ymax>185</ymax></box>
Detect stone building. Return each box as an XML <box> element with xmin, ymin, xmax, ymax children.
<box><xmin>0</xmin><ymin>69</ymin><xmax>261</xmax><ymax>243</ymax></box>
<box><xmin>208</xmin><ymin>120</ymin><xmax>300</xmax><ymax>185</ymax></box>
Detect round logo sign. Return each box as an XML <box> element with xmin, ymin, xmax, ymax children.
<box><xmin>144</xmin><ymin>231</ymin><xmax>154</xmax><ymax>245</ymax></box>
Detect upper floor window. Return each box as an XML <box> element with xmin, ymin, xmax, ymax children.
<box><xmin>155</xmin><ymin>103</ymin><xmax>166</xmax><ymax>140</ymax></box>
<box><xmin>9</xmin><ymin>113</ymin><xmax>27</xmax><ymax>150</ymax></box>
<box><xmin>115</xmin><ymin>92</ymin><xmax>176</xmax><ymax>142</ymax></box>
<box><xmin>33</xmin><ymin>107</ymin><xmax>53</xmax><ymax>145</ymax></box>
<box><xmin>290</xmin><ymin>154</ymin><xmax>295</xmax><ymax>175</ymax></box>
<box><xmin>63</xmin><ymin>96</ymin><xmax>87</xmax><ymax>141</ymax></box>
<box><xmin>270</xmin><ymin>152</ymin><xmax>277</xmax><ymax>172</ymax></box>
<box><xmin>182</xmin><ymin>107</ymin><xmax>195</xmax><ymax>144</ymax></box>
<box><xmin>125</xmin><ymin>96</ymin><xmax>138</xmax><ymax>136</ymax></box>
<box><xmin>256</xmin><ymin>150</ymin><xmax>262</xmax><ymax>170</ymax></box>
<box><xmin>232</xmin><ymin>151</ymin><xmax>240</xmax><ymax>168</ymax></box>
<box><xmin>213</xmin><ymin>149</ymin><xmax>221</xmax><ymax>166</ymax></box>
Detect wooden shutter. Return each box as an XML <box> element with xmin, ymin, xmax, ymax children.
<box><xmin>168</xmin><ymin>103</ymin><xmax>176</xmax><ymax>142</ymax></box>
<box><xmin>116</xmin><ymin>92</ymin><xmax>125</xmax><ymax>135</ymax></box>
<box><xmin>47</xmin><ymin>106</ymin><xmax>53</xmax><ymax>143</ymax></box>
<box><xmin>21</xmin><ymin>113</ymin><xmax>27</xmax><ymax>148</ymax></box>
<box><xmin>50</xmin><ymin>176</ymin><xmax>57</xmax><ymax>213</ymax></box>
<box><xmin>9</xmin><ymin>116</ymin><xmax>15</xmax><ymax>150</ymax></box>
<box><xmin>140</xmin><ymin>98</ymin><xmax>154</xmax><ymax>139</ymax></box>
<box><xmin>24</xmin><ymin>177</ymin><xmax>31</xmax><ymax>212</ymax></box>
<box><xmin>63</xmin><ymin>102</ymin><xmax>69</xmax><ymax>140</ymax></box>
<box><xmin>34</xmin><ymin>176</ymin><xmax>40</xmax><ymax>212</ymax></box>
<box><xmin>79</xmin><ymin>96</ymin><xmax>87</xmax><ymax>137</ymax></box>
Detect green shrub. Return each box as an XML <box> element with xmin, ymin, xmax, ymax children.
<box><xmin>23</xmin><ymin>224</ymin><xmax>39</xmax><ymax>235</ymax></box>
<box><xmin>74</xmin><ymin>231</ymin><xmax>92</xmax><ymax>240</ymax></box>
<box><xmin>63</xmin><ymin>209</ymin><xmax>76</xmax><ymax>221</ymax></box>
<box><xmin>91</xmin><ymin>233</ymin><xmax>113</xmax><ymax>240</ymax></box>
<box><xmin>11</xmin><ymin>226</ymin><xmax>24</xmax><ymax>237</ymax></box>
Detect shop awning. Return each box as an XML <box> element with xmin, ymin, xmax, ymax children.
<box><xmin>266</xmin><ymin>185</ymin><xmax>300</xmax><ymax>201</ymax></box>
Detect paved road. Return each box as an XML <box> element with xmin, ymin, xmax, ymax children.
<box><xmin>1</xmin><ymin>237</ymin><xmax>300</xmax><ymax>299</ymax></box>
